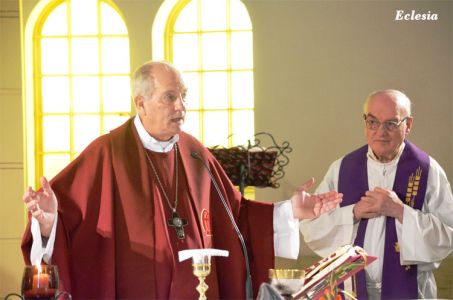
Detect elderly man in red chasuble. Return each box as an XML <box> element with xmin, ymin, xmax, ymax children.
<box><xmin>22</xmin><ymin>61</ymin><xmax>342</xmax><ymax>299</ymax></box>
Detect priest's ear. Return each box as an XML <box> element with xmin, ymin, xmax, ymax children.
<box><xmin>405</xmin><ymin>116</ymin><xmax>414</xmax><ymax>135</ymax></box>
<box><xmin>134</xmin><ymin>95</ymin><xmax>146</xmax><ymax>115</ymax></box>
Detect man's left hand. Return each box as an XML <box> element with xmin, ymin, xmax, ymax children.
<box><xmin>361</xmin><ymin>187</ymin><xmax>404</xmax><ymax>223</ymax></box>
<box><xmin>291</xmin><ymin>178</ymin><xmax>343</xmax><ymax>220</ymax></box>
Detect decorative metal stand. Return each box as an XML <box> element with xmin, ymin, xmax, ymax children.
<box><xmin>208</xmin><ymin>132</ymin><xmax>292</xmax><ymax>195</ymax></box>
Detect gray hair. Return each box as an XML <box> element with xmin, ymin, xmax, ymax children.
<box><xmin>363</xmin><ymin>89</ymin><xmax>412</xmax><ymax>116</ymax></box>
<box><xmin>131</xmin><ymin>61</ymin><xmax>187</xmax><ymax>99</ymax></box>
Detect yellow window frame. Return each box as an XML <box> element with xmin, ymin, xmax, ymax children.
<box><xmin>24</xmin><ymin>0</ymin><xmax>131</xmax><ymax>188</ymax></box>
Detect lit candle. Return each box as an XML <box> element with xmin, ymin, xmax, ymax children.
<box><xmin>32</xmin><ymin>265</ymin><xmax>49</xmax><ymax>291</ymax></box>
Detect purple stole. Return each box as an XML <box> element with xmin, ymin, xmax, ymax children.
<box><xmin>338</xmin><ymin>141</ymin><xmax>429</xmax><ymax>299</ymax></box>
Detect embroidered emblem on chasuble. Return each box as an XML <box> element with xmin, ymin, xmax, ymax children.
<box><xmin>201</xmin><ymin>209</ymin><xmax>212</xmax><ymax>236</ymax></box>
<box><xmin>394</xmin><ymin>242</ymin><xmax>412</xmax><ymax>271</ymax></box>
<box><xmin>394</xmin><ymin>242</ymin><xmax>400</xmax><ymax>253</ymax></box>
<box><xmin>405</xmin><ymin>166</ymin><xmax>422</xmax><ymax>208</ymax></box>
<box><xmin>337</xmin><ymin>141</ymin><xmax>430</xmax><ymax>299</ymax></box>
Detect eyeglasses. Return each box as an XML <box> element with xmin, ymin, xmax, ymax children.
<box><xmin>363</xmin><ymin>115</ymin><xmax>409</xmax><ymax>131</ymax></box>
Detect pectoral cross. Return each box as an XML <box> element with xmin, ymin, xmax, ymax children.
<box><xmin>168</xmin><ymin>211</ymin><xmax>188</xmax><ymax>239</ymax></box>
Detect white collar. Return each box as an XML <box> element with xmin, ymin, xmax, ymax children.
<box><xmin>134</xmin><ymin>115</ymin><xmax>179</xmax><ymax>153</ymax></box>
<box><xmin>367</xmin><ymin>142</ymin><xmax>405</xmax><ymax>166</ymax></box>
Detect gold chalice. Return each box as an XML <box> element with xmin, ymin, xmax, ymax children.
<box><xmin>192</xmin><ymin>254</ymin><xmax>211</xmax><ymax>300</ymax></box>
<box><xmin>179</xmin><ymin>248</ymin><xmax>229</xmax><ymax>300</ymax></box>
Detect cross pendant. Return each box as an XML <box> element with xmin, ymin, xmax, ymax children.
<box><xmin>168</xmin><ymin>211</ymin><xmax>188</xmax><ymax>240</ymax></box>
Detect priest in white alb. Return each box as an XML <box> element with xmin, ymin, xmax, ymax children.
<box><xmin>300</xmin><ymin>89</ymin><xmax>453</xmax><ymax>299</ymax></box>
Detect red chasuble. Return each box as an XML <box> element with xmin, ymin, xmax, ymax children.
<box><xmin>21</xmin><ymin>118</ymin><xmax>275</xmax><ymax>299</ymax></box>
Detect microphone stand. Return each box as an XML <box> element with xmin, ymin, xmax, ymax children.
<box><xmin>191</xmin><ymin>152</ymin><xmax>253</xmax><ymax>300</ymax></box>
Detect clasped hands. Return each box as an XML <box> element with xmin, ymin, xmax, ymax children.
<box><xmin>353</xmin><ymin>187</ymin><xmax>405</xmax><ymax>223</ymax></box>
<box><xmin>291</xmin><ymin>178</ymin><xmax>343</xmax><ymax>220</ymax></box>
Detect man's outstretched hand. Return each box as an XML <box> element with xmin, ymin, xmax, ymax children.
<box><xmin>23</xmin><ymin>176</ymin><xmax>57</xmax><ymax>237</ymax></box>
<box><xmin>291</xmin><ymin>178</ymin><xmax>342</xmax><ymax>220</ymax></box>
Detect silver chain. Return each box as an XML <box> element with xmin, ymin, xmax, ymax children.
<box><xmin>144</xmin><ymin>143</ymin><xmax>179</xmax><ymax>212</ymax></box>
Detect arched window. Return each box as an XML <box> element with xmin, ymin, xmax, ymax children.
<box><xmin>24</xmin><ymin>0</ymin><xmax>130</xmax><ymax>186</ymax></box>
<box><xmin>153</xmin><ymin>0</ymin><xmax>254</xmax><ymax>148</ymax></box>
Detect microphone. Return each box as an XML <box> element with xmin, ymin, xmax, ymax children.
<box><xmin>191</xmin><ymin>152</ymin><xmax>253</xmax><ymax>300</ymax></box>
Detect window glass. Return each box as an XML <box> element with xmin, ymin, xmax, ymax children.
<box><xmin>203</xmin><ymin>111</ymin><xmax>229</xmax><ymax>147</ymax></box>
<box><xmin>42</xmin><ymin>116</ymin><xmax>70</xmax><ymax>152</ymax></box>
<box><xmin>173</xmin><ymin>34</ymin><xmax>199</xmax><ymax>70</ymax></box>
<box><xmin>32</xmin><ymin>0</ymin><xmax>131</xmax><ymax>184</ymax></box>
<box><xmin>230</xmin><ymin>0</ymin><xmax>252</xmax><ymax>30</ymax></box>
<box><xmin>43</xmin><ymin>154</ymin><xmax>71</xmax><ymax>179</ymax></box>
<box><xmin>101</xmin><ymin>37</ymin><xmax>130</xmax><ymax>73</ymax></box>
<box><xmin>202</xmin><ymin>72</ymin><xmax>228</xmax><ymax>109</ymax></box>
<box><xmin>72</xmin><ymin>76</ymin><xmax>100</xmax><ymax>113</ymax></box>
<box><xmin>70</xmin><ymin>0</ymin><xmax>98</xmax><ymax>35</ymax></box>
<box><xmin>101</xmin><ymin>2</ymin><xmax>128</xmax><ymax>34</ymax></box>
<box><xmin>201</xmin><ymin>33</ymin><xmax>227</xmax><ymax>70</ymax></box>
<box><xmin>41</xmin><ymin>3</ymin><xmax>68</xmax><ymax>36</ymax></box>
<box><xmin>174</xmin><ymin>0</ymin><xmax>197</xmax><ymax>32</ymax></box>
<box><xmin>232</xmin><ymin>110</ymin><xmax>254</xmax><ymax>145</ymax></box>
<box><xmin>41</xmin><ymin>77</ymin><xmax>71</xmax><ymax>113</ymax></box>
<box><xmin>231</xmin><ymin>71</ymin><xmax>253</xmax><ymax>108</ymax></box>
<box><xmin>231</xmin><ymin>32</ymin><xmax>253</xmax><ymax>69</ymax></box>
<box><xmin>102</xmin><ymin>76</ymin><xmax>131</xmax><ymax>112</ymax></box>
<box><xmin>183</xmin><ymin>111</ymin><xmax>201</xmax><ymax>141</ymax></box>
<box><xmin>103</xmin><ymin>115</ymin><xmax>130</xmax><ymax>134</ymax></box>
<box><xmin>166</xmin><ymin>0</ymin><xmax>254</xmax><ymax>148</ymax></box>
<box><xmin>73</xmin><ymin>115</ymin><xmax>101</xmax><ymax>151</ymax></box>
<box><xmin>183</xmin><ymin>72</ymin><xmax>200</xmax><ymax>109</ymax></box>
<box><xmin>41</xmin><ymin>38</ymin><xmax>69</xmax><ymax>74</ymax></box>
<box><xmin>71</xmin><ymin>38</ymin><xmax>100</xmax><ymax>75</ymax></box>
<box><xmin>201</xmin><ymin>0</ymin><xmax>226</xmax><ymax>31</ymax></box>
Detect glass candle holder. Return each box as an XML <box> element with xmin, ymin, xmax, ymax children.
<box><xmin>4</xmin><ymin>265</ymin><xmax>71</xmax><ymax>300</ymax></box>
<box><xmin>21</xmin><ymin>265</ymin><xmax>59</xmax><ymax>300</ymax></box>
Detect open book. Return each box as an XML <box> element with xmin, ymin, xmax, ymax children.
<box><xmin>292</xmin><ymin>245</ymin><xmax>377</xmax><ymax>299</ymax></box>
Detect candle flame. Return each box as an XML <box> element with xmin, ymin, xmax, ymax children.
<box><xmin>36</xmin><ymin>264</ymin><xmax>42</xmax><ymax>274</ymax></box>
